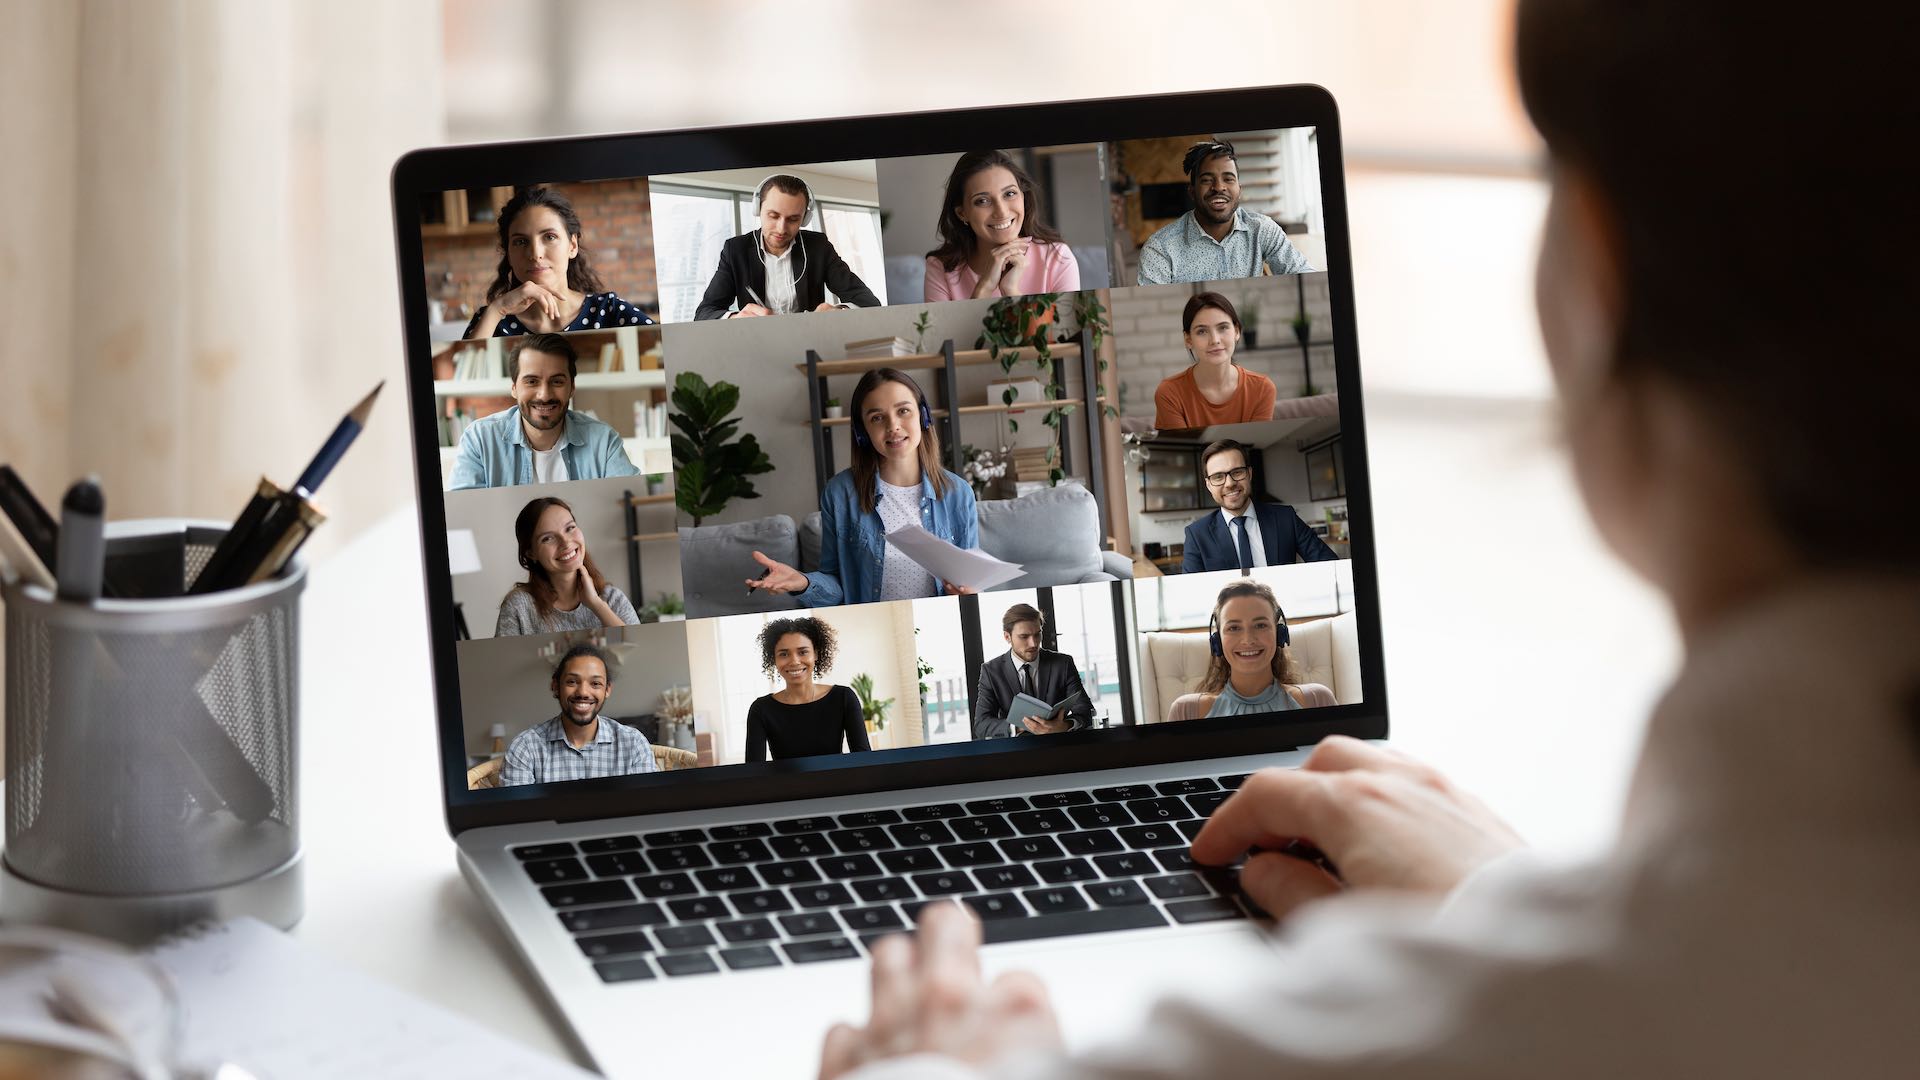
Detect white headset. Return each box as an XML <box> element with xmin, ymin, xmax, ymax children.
<box><xmin>750</xmin><ymin>173</ymin><xmax>816</xmax><ymax>280</ymax></box>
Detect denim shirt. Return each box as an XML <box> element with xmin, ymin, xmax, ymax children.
<box><xmin>797</xmin><ymin>468</ymin><xmax>978</xmax><ymax>607</ymax></box>
<box><xmin>448</xmin><ymin>406</ymin><xmax>640</xmax><ymax>490</ymax></box>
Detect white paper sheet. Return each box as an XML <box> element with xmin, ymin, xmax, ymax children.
<box><xmin>884</xmin><ymin>524</ymin><xmax>1025</xmax><ymax>591</ymax></box>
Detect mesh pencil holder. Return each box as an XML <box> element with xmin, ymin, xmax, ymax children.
<box><xmin>1</xmin><ymin>519</ymin><xmax>304</xmax><ymax>943</ymax></box>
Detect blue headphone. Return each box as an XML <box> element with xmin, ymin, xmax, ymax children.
<box><xmin>1209</xmin><ymin>593</ymin><xmax>1291</xmax><ymax>657</ymax></box>
<box><xmin>851</xmin><ymin>398</ymin><xmax>935</xmax><ymax>450</ymax></box>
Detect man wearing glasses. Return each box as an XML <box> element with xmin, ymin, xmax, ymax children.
<box><xmin>1136</xmin><ymin>140</ymin><xmax>1315</xmax><ymax>285</ymax></box>
<box><xmin>1181</xmin><ymin>439</ymin><xmax>1337</xmax><ymax>573</ymax></box>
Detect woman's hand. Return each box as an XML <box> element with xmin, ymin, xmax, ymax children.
<box><xmin>1191</xmin><ymin>736</ymin><xmax>1524</xmax><ymax>918</ymax></box>
<box><xmin>745</xmin><ymin>551</ymin><xmax>809</xmax><ymax>594</ymax></box>
<box><xmin>575</xmin><ymin>567</ymin><xmax>620</xmax><ymax>625</ymax></box>
<box><xmin>819</xmin><ymin>904</ymin><xmax>1061</xmax><ymax>1079</ymax></box>
<box><xmin>942</xmin><ymin>581</ymin><xmax>977</xmax><ymax>596</ymax></box>
<box><xmin>970</xmin><ymin>240</ymin><xmax>1031</xmax><ymax>298</ymax></box>
<box><xmin>493</xmin><ymin>281</ymin><xmax>565</xmax><ymax>326</ymax></box>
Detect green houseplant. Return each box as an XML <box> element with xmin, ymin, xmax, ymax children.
<box><xmin>669</xmin><ymin>371</ymin><xmax>774</xmax><ymax>526</ymax></box>
<box><xmin>978</xmin><ymin>291</ymin><xmax>1116</xmax><ymax>482</ymax></box>
<box><xmin>850</xmin><ymin>673</ymin><xmax>892</xmax><ymax>733</ymax></box>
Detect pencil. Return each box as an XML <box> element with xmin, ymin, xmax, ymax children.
<box><xmin>294</xmin><ymin>381</ymin><xmax>383</xmax><ymax>497</ymax></box>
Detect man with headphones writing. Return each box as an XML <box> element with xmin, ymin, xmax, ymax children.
<box><xmin>694</xmin><ymin>174</ymin><xmax>883</xmax><ymax>320</ymax></box>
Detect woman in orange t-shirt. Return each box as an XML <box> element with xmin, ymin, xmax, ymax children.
<box><xmin>1152</xmin><ymin>291</ymin><xmax>1276</xmax><ymax>430</ymax></box>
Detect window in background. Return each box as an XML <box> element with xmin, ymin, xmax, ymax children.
<box><xmin>912</xmin><ymin>597</ymin><xmax>970</xmax><ymax>745</ymax></box>
<box><xmin>1048</xmin><ymin>584</ymin><xmax>1124</xmax><ymax>728</ymax></box>
<box><xmin>711</xmin><ymin>612</ymin><xmax>779</xmax><ymax>762</ymax></box>
<box><xmin>1135</xmin><ymin>574</ymin><xmax>1223</xmax><ymax>632</ymax></box>
<box><xmin>818</xmin><ymin>202</ymin><xmax>888</xmax><ymax>306</ymax></box>
<box><xmin>650</xmin><ymin>184</ymin><xmax>737</xmax><ymax>323</ymax></box>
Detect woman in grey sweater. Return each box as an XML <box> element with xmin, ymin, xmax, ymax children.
<box><xmin>494</xmin><ymin>496</ymin><xmax>638</xmax><ymax>636</ymax></box>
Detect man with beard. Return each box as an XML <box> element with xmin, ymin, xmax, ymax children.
<box><xmin>1136</xmin><ymin>140</ymin><xmax>1315</xmax><ymax>285</ymax></box>
<box><xmin>694</xmin><ymin>174</ymin><xmax>882</xmax><ymax>320</ymax></box>
<box><xmin>1182</xmin><ymin>439</ymin><xmax>1336</xmax><ymax>573</ymax></box>
<box><xmin>448</xmin><ymin>333</ymin><xmax>639</xmax><ymax>489</ymax></box>
<box><xmin>970</xmin><ymin>603</ymin><xmax>1095</xmax><ymax>740</ymax></box>
<box><xmin>501</xmin><ymin>644</ymin><xmax>659</xmax><ymax>786</ymax></box>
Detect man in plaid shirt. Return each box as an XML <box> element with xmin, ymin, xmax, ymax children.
<box><xmin>502</xmin><ymin>644</ymin><xmax>660</xmax><ymax>786</ymax></box>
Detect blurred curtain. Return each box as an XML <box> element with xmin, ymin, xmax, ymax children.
<box><xmin>0</xmin><ymin>0</ymin><xmax>441</xmax><ymax>554</ymax></box>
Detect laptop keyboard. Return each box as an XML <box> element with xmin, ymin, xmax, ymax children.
<box><xmin>518</xmin><ymin>772</ymin><xmax>1257</xmax><ymax>983</ymax></box>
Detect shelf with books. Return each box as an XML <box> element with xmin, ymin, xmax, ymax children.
<box><xmin>432</xmin><ymin>369</ymin><xmax>667</xmax><ymax>398</ymax></box>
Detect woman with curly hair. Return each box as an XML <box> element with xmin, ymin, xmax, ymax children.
<box><xmin>462</xmin><ymin>186</ymin><xmax>654</xmax><ymax>338</ymax></box>
<box><xmin>744</xmin><ymin>617</ymin><xmax>870</xmax><ymax>762</ymax></box>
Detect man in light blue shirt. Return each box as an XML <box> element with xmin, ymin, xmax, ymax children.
<box><xmin>448</xmin><ymin>333</ymin><xmax>639</xmax><ymax>490</ymax></box>
<box><xmin>1136</xmin><ymin>140</ymin><xmax>1315</xmax><ymax>285</ymax></box>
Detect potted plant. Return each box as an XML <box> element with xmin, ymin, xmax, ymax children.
<box><xmin>850</xmin><ymin>673</ymin><xmax>892</xmax><ymax>734</ymax></box>
<box><xmin>1290</xmin><ymin>308</ymin><xmax>1312</xmax><ymax>348</ymax></box>
<box><xmin>958</xmin><ymin>443</ymin><xmax>1009</xmax><ymax>497</ymax></box>
<box><xmin>1240</xmin><ymin>299</ymin><xmax>1261</xmax><ymax>350</ymax></box>
<box><xmin>822</xmin><ymin>396</ymin><xmax>843</xmax><ymax>420</ymax></box>
<box><xmin>652</xmin><ymin>592</ymin><xmax>685</xmax><ymax>622</ymax></box>
<box><xmin>669</xmin><ymin>370</ymin><xmax>775</xmax><ymax>525</ymax></box>
<box><xmin>910</xmin><ymin>310</ymin><xmax>932</xmax><ymax>354</ymax></box>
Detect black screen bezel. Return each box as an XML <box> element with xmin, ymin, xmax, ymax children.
<box><xmin>390</xmin><ymin>84</ymin><xmax>1389</xmax><ymax>836</ymax></box>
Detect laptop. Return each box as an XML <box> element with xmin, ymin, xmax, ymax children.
<box><xmin>391</xmin><ymin>84</ymin><xmax>1385</xmax><ymax>1077</ymax></box>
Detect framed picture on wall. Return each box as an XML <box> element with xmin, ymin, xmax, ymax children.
<box><xmin>1305</xmin><ymin>437</ymin><xmax>1344</xmax><ymax>501</ymax></box>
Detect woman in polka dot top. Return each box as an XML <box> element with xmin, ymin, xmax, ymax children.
<box><xmin>463</xmin><ymin>186</ymin><xmax>655</xmax><ymax>338</ymax></box>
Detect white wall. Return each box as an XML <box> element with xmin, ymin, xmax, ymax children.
<box><xmin>653</xmin><ymin>163</ymin><xmax>879</xmax><ymax>207</ymax></box>
<box><xmin>456</xmin><ymin>621</ymin><xmax>693</xmax><ymax>755</ymax></box>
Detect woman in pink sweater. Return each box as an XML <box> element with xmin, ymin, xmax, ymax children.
<box><xmin>923</xmin><ymin>150</ymin><xmax>1080</xmax><ymax>301</ymax></box>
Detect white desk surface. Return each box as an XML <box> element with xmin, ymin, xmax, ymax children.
<box><xmin>293</xmin><ymin>172</ymin><xmax>1680</xmax><ymax>1065</ymax></box>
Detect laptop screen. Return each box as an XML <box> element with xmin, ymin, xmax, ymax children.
<box><xmin>399</xmin><ymin>91</ymin><xmax>1382</xmax><ymax>819</ymax></box>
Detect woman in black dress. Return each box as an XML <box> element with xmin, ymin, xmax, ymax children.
<box><xmin>744</xmin><ymin>617</ymin><xmax>870</xmax><ymax>762</ymax></box>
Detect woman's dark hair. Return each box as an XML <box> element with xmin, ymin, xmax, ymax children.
<box><xmin>484</xmin><ymin>186</ymin><xmax>608</xmax><ymax>304</ymax></box>
<box><xmin>1182</xmin><ymin>292</ymin><xmax>1243</xmax><ymax>336</ymax></box>
<box><xmin>509</xmin><ymin>497</ymin><xmax>608</xmax><ymax>629</ymax></box>
<box><xmin>1198</xmin><ymin>580</ymin><xmax>1303</xmax><ymax>695</ymax></box>
<box><xmin>927</xmin><ymin>150</ymin><xmax>1065</xmax><ymax>272</ymax></box>
<box><xmin>759</xmin><ymin>617</ymin><xmax>837</xmax><ymax>680</ymax></box>
<box><xmin>1516</xmin><ymin>0</ymin><xmax>1919</xmax><ymax>570</ymax></box>
<box><xmin>848</xmin><ymin>367</ymin><xmax>949</xmax><ymax>514</ymax></box>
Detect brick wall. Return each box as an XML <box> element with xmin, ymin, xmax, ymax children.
<box><xmin>1109</xmin><ymin>274</ymin><xmax>1335</xmax><ymax>415</ymax></box>
<box><xmin>421</xmin><ymin>178</ymin><xmax>660</xmax><ymax>324</ymax></box>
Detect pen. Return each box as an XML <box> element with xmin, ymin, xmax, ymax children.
<box><xmin>55</xmin><ymin>477</ymin><xmax>105</xmax><ymax>602</ymax></box>
<box><xmin>748</xmin><ymin>567</ymin><xmax>770</xmax><ymax>595</ymax></box>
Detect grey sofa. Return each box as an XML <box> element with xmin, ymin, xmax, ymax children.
<box><xmin>679</xmin><ymin>481</ymin><xmax>1130</xmax><ymax>619</ymax></box>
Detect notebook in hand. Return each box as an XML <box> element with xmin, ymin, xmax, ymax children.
<box><xmin>392</xmin><ymin>84</ymin><xmax>1382</xmax><ymax>1078</ymax></box>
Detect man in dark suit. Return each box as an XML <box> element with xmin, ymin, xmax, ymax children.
<box><xmin>971</xmin><ymin>603</ymin><xmax>1094</xmax><ymax>740</ymax></box>
<box><xmin>693</xmin><ymin>174</ymin><xmax>883</xmax><ymax>320</ymax></box>
<box><xmin>1181</xmin><ymin>439</ymin><xmax>1338</xmax><ymax>573</ymax></box>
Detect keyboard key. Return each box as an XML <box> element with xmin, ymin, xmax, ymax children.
<box><xmin>819</xmin><ymin>854</ymin><xmax>883</xmax><ymax>879</ymax></box>
<box><xmin>912</xmin><ymin>870</ymin><xmax>972</xmax><ymax>896</ymax></box>
<box><xmin>1155</xmin><ymin>777</ymin><xmax>1219</xmax><ymax>796</ymax></box>
<box><xmin>695</xmin><ymin>867</ymin><xmax>759</xmax><ymax>892</ymax></box>
<box><xmin>780</xmin><ymin>912</ymin><xmax>841</xmax><ymax>937</ymax></box>
<box><xmin>851</xmin><ymin>878</ymin><xmax>914</xmax><ymax>903</ymax></box>
<box><xmin>948</xmin><ymin>816</ymin><xmax>1015</xmax><ymax>841</ymax></box>
<box><xmin>1029</xmin><ymin>789</ymin><xmax>1095</xmax><ymax>808</ymax></box>
<box><xmin>559</xmin><ymin>903</ymin><xmax>666</xmax><ymax>933</ymax></box>
<box><xmin>1125</xmin><ymin>797</ymin><xmax>1195</xmax><ymax>822</ymax></box>
<box><xmin>577</xmin><ymin>835</ymin><xmax>641</xmax><ymax>853</ymax></box>
<box><xmin>577</xmin><ymin>932</ymin><xmax>653</xmax><ymax>959</ymax></box>
<box><xmin>1177</xmin><ymin>820</ymin><xmax>1207</xmax><ymax>841</ymax></box>
<box><xmin>783</xmin><ymin>938</ymin><xmax>860</xmax><ymax>964</ymax></box>
<box><xmin>653</xmin><ymin>925</ymin><xmax>717</xmax><ymax>951</ymax></box>
<box><xmin>965</xmin><ymin>796</ymin><xmax>1030</xmax><ymax>816</ymax></box>
<box><xmin>1035</xmin><ymin>858</ymin><xmax>1097</xmax><ymax>884</ymax></box>
<box><xmin>708</xmin><ymin>823</ymin><xmax>773</xmax><ymax>841</ymax></box>
<box><xmin>1086</xmin><ymin>880</ymin><xmax>1151</xmax><ymax>907</ymax></box>
<box><xmin>634</xmin><ymin>873</ymin><xmax>697</xmax><ymax>898</ymax></box>
<box><xmin>899</xmin><ymin>898</ymin><xmax>960</xmax><ymax>922</ymax></box>
<box><xmin>585</xmin><ymin>851</ymin><xmax>648</xmax><ymax>877</ymax></box>
<box><xmin>938</xmin><ymin>842</ymin><xmax>1004</xmax><ymax>868</ymax></box>
<box><xmin>1186</xmin><ymin>790</ymin><xmax>1232</xmax><ymax>816</ymax></box>
<box><xmin>1060</xmin><ymin>830</ymin><xmax>1124</xmax><ymax>856</ymax></box>
<box><xmin>972</xmin><ymin>865</ymin><xmax>1037</xmax><ymax>891</ymax></box>
<box><xmin>1091</xmin><ymin>784</ymin><xmax>1155</xmax><ymax>802</ymax></box>
<box><xmin>1067</xmin><ymin>803</ymin><xmax>1134</xmax><ymax>830</ymax></box>
<box><xmin>758</xmin><ymin>860</ymin><xmax>822</xmax><ymax>886</ymax></box>
<box><xmin>1022</xmin><ymin>886</ymin><xmax>1090</xmax><ymax>915</ymax></box>
<box><xmin>1119</xmin><ymin>824</ymin><xmax>1184</xmax><ymax>849</ymax></box>
<box><xmin>730</xmin><ymin>890</ymin><xmax>794</xmax><ymax>916</ymax></box>
<box><xmin>792</xmin><ymin>883</ymin><xmax>854</xmax><ymax>909</ymax></box>
<box><xmin>1215</xmin><ymin>773</ymin><xmax>1249</xmax><ymax>789</ymax></box>
<box><xmin>978</xmin><ymin>905</ymin><xmax>1166</xmax><ymax>944</ymax></box>
<box><xmin>710</xmin><ymin>839</ymin><xmax>774</xmax><ymax>864</ymax></box>
<box><xmin>962</xmin><ymin>893</ymin><xmax>1028</xmax><ymax>921</ymax></box>
<box><xmin>999</xmin><ymin>836</ymin><xmax>1066</xmax><ymax>862</ymax></box>
<box><xmin>523</xmin><ymin>857</ymin><xmax>588</xmax><ymax>885</ymax></box>
<box><xmin>829</xmin><ymin>828</ymin><xmax>894</xmax><ymax>853</ymax></box>
<box><xmin>889</xmin><ymin>821</ymin><xmax>957</xmax><ymax>847</ymax></box>
<box><xmin>667</xmin><ymin>896</ymin><xmax>730</xmax><ymax>921</ymax></box>
<box><xmin>879</xmin><ymin>849</ymin><xmax>943</xmax><ymax>874</ymax></box>
<box><xmin>839</xmin><ymin>905</ymin><xmax>906</xmax><ymax>933</ymax></box>
<box><xmin>719</xmin><ymin>946</ymin><xmax>782</xmax><ymax>971</ymax></box>
<box><xmin>901</xmin><ymin>802</ymin><xmax>966</xmax><ymax>820</ymax></box>
<box><xmin>715</xmin><ymin>918</ymin><xmax>779</xmax><ymax>943</ymax></box>
<box><xmin>1093</xmin><ymin>852</ymin><xmax>1157</xmax><ymax>877</ymax></box>
<box><xmin>593</xmin><ymin>957</ymin><xmax>656</xmax><ymax>982</ymax></box>
<box><xmin>1008</xmin><ymin>809</ymin><xmax>1073</xmax><ymax>834</ymax></box>
<box><xmin>513</xmin><ymin>842</ymin><xmax>576</xmax><ymax>861</ymax></box>
<box><xmin>643</xmin><ymin>828</ymin><xmax>707</xmax><ymax>847</ymax></box>
<box><xmin>837</xmin><ymin>809</ymin><xmax>903</xmax><ymax>828</ymax></box>
<box><xmin>644</xmin><ymin>846</ymin><xmax>712</xmax><ymax>872</ymax></box>
<box><xmin>656</xmin><ymin>951</ymin><xmax>719</xmax><ymax>977</ymax></box>
<box><xmin>770</xmin><ymin>833</ymin><xmax>834</xmax><ymax>859</ymax></box>
<box><xmin>1166</xmin><ymin>898</ymin><xmax>1246</xmax><ymax>924</ymax></box>
<box><xmin>1154</xmin><ymin>849</ymin><xmax>1197</xmax><ymax>872</ymax></box>
<box><xmin>540</xmin><ymin>880</ymin><xmax>633</xmax><ymax>908</ymax></box>
<box><xmin>1144</xmin><ymin>873</ymin><xmax>1210</xmax><ymax>900</ymax></box>
<box><xmin>774</xmin><ymin>816</ymin><xmax>838</xmax><ymax>834</ymax></box>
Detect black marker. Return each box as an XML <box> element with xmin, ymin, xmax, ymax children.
<box><xmin>55</xmin><ymin>477</ymin><xmax>105</xmax><ymax>602</ymax></box>
<box><xmin>749</xmin><ymin>567</ymin><xmax>770</xmax><ymax>595</ymax></box>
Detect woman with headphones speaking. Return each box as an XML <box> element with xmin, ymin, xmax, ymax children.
<box><xmin>745</xmin><ymin>368</ymin><xmax>978</xmax><ymax>607</ymax></box>
<box><xmin>1165</xmin><ymin>578</ymin><xmax>1336</xmax><ymax>721</ymax></box>
<box><xmin>693</xmin><ymin>173</ymin><xmax>883</xmax><ymax>320</ymax></box>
